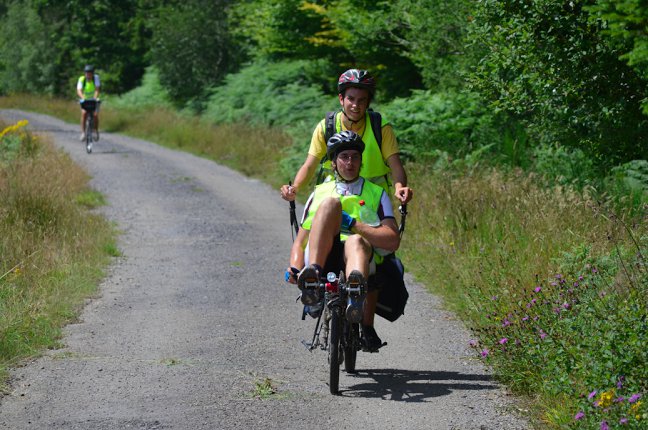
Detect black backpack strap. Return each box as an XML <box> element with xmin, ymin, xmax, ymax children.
<box><xmin>324</xmin><ymin>111</ymin><xmax>336</xmax><ymax>149</ymax></box>
<box><xmin>315</xmin><ymin>112</ymin><xmax>337</xmax><ymax>185</ymax></box>
<box><xmin>367</xmin><ymin>110</ymin><xmax>382</xmax><ymax>149</ymax></box>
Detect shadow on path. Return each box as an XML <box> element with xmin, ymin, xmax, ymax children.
<box><xmin>340</xmin><ymin>368</ymin><xmax>498</xmax><ymax>402</ymax></box>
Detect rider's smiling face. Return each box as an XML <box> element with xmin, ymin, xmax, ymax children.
<box><xmin>333</xmin><ymin>149</ymin><xmax>362</xmax><ymax>181</ymax></box>
<box><xmin>339</xmin><ymin>87</ymin><xmax>370</xmax><ymax>122</ymax></box>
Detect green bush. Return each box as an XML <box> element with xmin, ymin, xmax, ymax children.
<box><xmin>532</xmin><ymin>143</ymin><xmax>597</xmax><ymax>189</ymax></box>
<box><xmin>380</xmin><ymin>90</ymin><xmax>500</xmax><ymax>160</ymax></box>
<box><xmin>204</xmin><ymin>59</ymin><xmax>333</xmax><ymax>131</ymax></box>
<box><xmin>605</xmin><ymin>160</ymin><xmax>648</xmax><ymax>210</ymax></box>
<box><xmin>111</xmin><ymin>67</ymin><xmax>173</xmax><ymax>110</ymax></box>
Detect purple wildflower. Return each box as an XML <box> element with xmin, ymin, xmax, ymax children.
<box><xmin>502</xmin><ymin>319</ymin><xmax>511</xmax><ymax>327</ymax></box>
<box><xmin>578</xmin><ymin>275</ymin><xmax>584</xmax><ymax>281</ymax></box>
<box><xmin>600</xmin><ymin>420</ymin><xmax>609</xmax><ymax>430</ymax></box>
<box><xmin>550</xmin><ymin>281</ymin><xmax>557</xmax><ymax>286</ymax></box>
<box><xmin>574</xmin><ymin>411</ymin><xmax>585</xmax><ymax>420</ymax></box>
<box><xmin>628</xmin><ymin>393</ymin><xmax>641</xmax><ymax>403</ymax></box>
<box><xmin>615</xmin><ymin>397</ymin><xmax>625</xmax><ymax>403</ymax></box>
<box><xmin>534</xmin><ymin>286</ymin><xmax>542</xmax><ymax>293</ymax></box>
<box><xmin>617</xmin><ymin>376</ymin><xmax>625</xmax><ymax>389</ymax></box>
<box><xmin>481</xmin><ymin>349</ymin><xmax>489</xmax><ymax>357</ymax></box>
<box><xmin>555</xmin><ymin>274</ymin><xmax>563</xmax><ymax>279</ymax></box>
<box><xmin>573</xmin><ymin>282</ymin><xmax>579</xmax><ymax>287</ymax></box>
<box><xmin>539</xmin><ymin>330</ymin><xmax>547</xmax><ymax>339</ymax></box>
<box><xmin>469</xmin><ymin>339</ymin><xmax>477</xmax><ymax>347</ymax></box>
<box><xmin>522</xmin><ymin>316</ymin><xmax>529</xmax><ymax>322</ymax></box>
<box><xmin>499</xmin><ymin>338</ymin><xmax>508</xmax><ymax>345</ymax></box>
<box><xmin>589</xmin><ymin>390</ymin><xmax>598</xmax><ymax>400</ymax></box>
<box><xmin>563</xmin><ymin>303</ymin><xmax>570</xmax><ymax>310</ymax></box>
<box><xmin>491</xmin><ymin>296</ymin><xmax>498</xmax><ymax>301</ymax></box>
<box><xmin>592</xmin><ymin>267</ymin><xmax>598</xmax><ymax>273</ymax></box>
<box><xmin>620</xmin><ymin>418</ymin><xmax>628</xmax><ymax>425</ymax></box>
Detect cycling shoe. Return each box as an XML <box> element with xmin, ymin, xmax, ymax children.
<box><xmin>298</xmin><ymin>264</ymin><xmax>321</xmax><ymax>306</ymax></box>
<box><xmin>346</xmin><ymin>270</ymin><xmax>366</xmax><ymax>323</ymax></box>
<box><xmin>361</xmin><ymin>325</ymin><xmax>384</xmax><ymax>352</ymax></box>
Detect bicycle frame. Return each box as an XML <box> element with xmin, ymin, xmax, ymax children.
<box><xmin>80</xmin><ymin>99</ymin><xmax>99</xmax><ymax>154</ymax></box>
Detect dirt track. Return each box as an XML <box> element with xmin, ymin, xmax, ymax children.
<box><xmin>0</xmin><ymin>110</ymin><xmax>529</xmax><ymax>429</ymax></box>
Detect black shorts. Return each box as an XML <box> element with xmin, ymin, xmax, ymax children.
<box><xmin>322</xmin><ymin>236</ymin><xmax>344</xmax><ymax>276</ymax></box>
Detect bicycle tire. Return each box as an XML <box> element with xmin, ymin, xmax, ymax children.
<box><xmin>344</xmin><ymin>322</ymin><xmax>359</xmax><ymax>373</ymax></box>
<box><xmin>328</xmin><ymin>306</ymin><xmax>342</xmax><ymax>395</ymax></box>
<box><xmin>85</xmin><ymin>116</ymin><xmax>93</xmax><ymax>153</ymax></box>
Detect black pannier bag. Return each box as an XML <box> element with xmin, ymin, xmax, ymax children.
<box><xmin>372</xmin><ymin>255</ymin><xmax>408</xmax><ymax>322</ymax></box>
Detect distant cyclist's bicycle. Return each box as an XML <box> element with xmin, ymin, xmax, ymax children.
<box><xmin>301</xmin><ymin>270</ymin><xmax>367</xmax><ymax>395</ymax></box>
<box><xmin>79</xmin><ymin>98</ymin><xmax>100</xmax><ymax>153</ymax></box>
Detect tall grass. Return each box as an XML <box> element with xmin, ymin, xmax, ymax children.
<box><xmin>0</xmin><ymin>119</ymin><xmax>117</xmax><ymax>390</ymax></box>
<box><xmin>400</xmin><ymin>164</ymin><xmax>647</xmax><ymax>429</ymax></box>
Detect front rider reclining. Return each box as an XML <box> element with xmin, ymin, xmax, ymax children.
<box><xmin>285</xmin><ymin>131</ymin><xmax>400</xmax><ymax>351</ymax></box>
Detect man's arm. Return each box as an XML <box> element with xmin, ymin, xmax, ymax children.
<box><xmin>286</xmin><ymin>227</ymin><xmax>309</xmax><ymax>284</ymax></box>
<box><xmin>351</xmin><ymin>218</ymin><xmax>400</xmax><ymax>253</ymax></box>
<box><xmin>280</xmin><ymin>120</ymin><xmax>327</xmax><ymax>201</ymax></box>
<box><xmin>386</xmin><ymin>154</ymin><xmax>413</xmax><ymax>204</ymax></box>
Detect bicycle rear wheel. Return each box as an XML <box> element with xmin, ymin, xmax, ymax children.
<box><xmin>344</xmin><ymin>322</ymin><xmax>359</xmax><ymax>373</ymax></box>
<box><xmin>328</xmin><ymin>306</ymin><xmax>342</xmax><ymax>395</ymax></box>
<box><xmin>85</xmin><ymin>116</ymin><xmax>93</xmax><ymax>153</ymax></box>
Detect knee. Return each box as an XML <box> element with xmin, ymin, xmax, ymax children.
<box><xmin>318</xmin><ymin>197</ymin><xmax>341</xmax><ymax>213</ymax></box>
<box><xmin>345</xmin><ymin>234</ymin><xmax>371</xmax><ymax>253</ymax></box>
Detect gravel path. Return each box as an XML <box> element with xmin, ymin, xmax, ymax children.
<box><xmin>0</xmin><ymin>110</ymin><xmax>529</xmax><ymax>429</ymax></box>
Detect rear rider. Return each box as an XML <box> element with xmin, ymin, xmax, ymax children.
<box><xmin>77</xmin><ymin>64</ymin><xmax>101</xmax><ymax>142</ymax></box>
<box><xmin>280</xmin><ymin>69</ymin><xmax>413</xmax><ymax>204</ymax></box>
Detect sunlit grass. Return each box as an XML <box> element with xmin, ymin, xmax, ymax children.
<box><xmin>0</xmin><ymin>123</ymin><xmax>117</xmax><ymax>390</ymax></box>
<box><xmin>400</xmin><ymin>163</ymin><xmax>647</xmax><ymax>428</ymax></box>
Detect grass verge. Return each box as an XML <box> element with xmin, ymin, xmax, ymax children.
<box><xmin>0</xmin><ymin>117</ymin><xmax>118</xmax><ymax>391</ymax></box>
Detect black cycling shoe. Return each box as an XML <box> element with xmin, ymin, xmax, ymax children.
<box><xmin>346</xmin><ymin>270</ymin><xmax>366</xmax><ymax>323</ymax></box>
<box><xmin>361</xmin><ymin>325</ymin><xmax>384</xmax><ymax>352</ymax></box>
<box><xmin>297</xmin><ymin>264</ymin><xmax>321</xmax><ymax>305</ymax></box>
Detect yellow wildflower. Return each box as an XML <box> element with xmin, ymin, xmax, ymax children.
<box><xmin>598</xmin><ymin>390</ymin><xmax>615</xmax><ymax>408</ymax></box>
<box><xmin>0</xmin><ymin>119</ymin><xmax>29</xmax><ymax>139</ymax></box>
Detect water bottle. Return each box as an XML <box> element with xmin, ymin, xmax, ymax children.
<box><xmin>359</xmin><ymin>200</ymin><xmax>380</xmax><ymax>227</ymax></box>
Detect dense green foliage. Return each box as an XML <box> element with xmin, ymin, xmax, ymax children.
<box><xmin>469</xmin><ymin>0</ymin><xmax>648</xmax><ymax>169</ymax></box>
<box><xmin>149</xmin><ymin>0</ymin><xmax>239</xmax><ymax>106</ymax></box>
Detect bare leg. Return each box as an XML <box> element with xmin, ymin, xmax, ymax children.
<box><xmin>308</xmin><ymin>197</ymin><xmax>342</xmax><ymax>267</ymax></box>
<box><xmin>81</xmin><ymin>110</ymin><xmax>87</xmax><ymax>132</ymax></box>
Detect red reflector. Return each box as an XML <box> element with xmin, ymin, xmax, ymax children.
<box><xmin>325</xmin><ymin>282</ymin><xmax>338</xmax><ymax>293</ymax></box>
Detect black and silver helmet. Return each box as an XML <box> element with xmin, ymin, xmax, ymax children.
<box><xmin>326</xmin><ymin>130</ymin><xmax>365</xmax><ymax>161</ymax></box>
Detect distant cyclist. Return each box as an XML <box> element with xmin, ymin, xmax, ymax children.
<box><xmin>76</xmin><ymin>64</ymin><xmax>101</xmax><ymax>142</ymax></box>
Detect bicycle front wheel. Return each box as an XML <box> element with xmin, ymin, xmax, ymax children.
<box><xmin>328</xmin><ymin>306</ymin><xmax>342</xmax><ymax>395</ymax></box>
<box><xmin>344</xmin><ymin>322</ymin><xmax>359</xmax><ymax>373</ymax></box>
